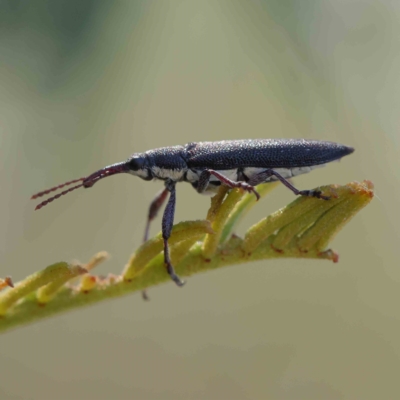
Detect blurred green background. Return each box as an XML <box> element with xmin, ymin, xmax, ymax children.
<box><xmin>0</xmin><ymin>1</ymin><xmax>399</xmax><ymax>399</ymax></box>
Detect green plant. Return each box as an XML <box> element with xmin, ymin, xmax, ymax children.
<box><xmin>0</xmin><ymin>180</ymin><xmax>373</xmax><ymax>333</ymax></box>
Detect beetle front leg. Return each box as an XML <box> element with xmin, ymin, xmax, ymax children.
<box><xmin>141</xmin><ymin>188</ymin><xmax>170</xmax><ymax>300</ymax></box>
<box><xmin>162</xmin><ymin>180</ymin><xmax>185</xmax><ymax>287</ymax></box>
<box><xmin>249</xmin><ymin>169</ymin><xmax>330</xmax><ymax>200</ymax></box>
<box><xmin>197</xmin><ymin>169</ymin><xmax>260</xmax><ymax>200</ymax></box>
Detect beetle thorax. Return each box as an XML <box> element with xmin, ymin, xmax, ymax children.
<box><xmin>126</xmin><ymin>146</ymin><xmax>189</xmax><ymax>182</ymax></box>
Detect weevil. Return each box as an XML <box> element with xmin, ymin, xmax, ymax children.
<box><xmin>32</xmin><ymin>139</ymin><xmax>354</xmax><ymax>287</ymax></box>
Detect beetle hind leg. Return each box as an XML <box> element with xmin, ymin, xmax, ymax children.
<box><xmin>250</xmin><ymin>169</ymin><xmax>330</xmax><ymax>200</ymax></box>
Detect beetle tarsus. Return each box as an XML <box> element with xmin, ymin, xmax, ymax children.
<box><xmin>141</xmin><ymin>290</ymin><xmax>150</xmax><ymax>301</ymax></box>
<box><xmin>166</xmin><ymin>262</ymin><xmax>185</xmax><ymax>287</ymax></box>
<box><xmin>238</xmin><ymin>182</ymin><xmax>260</xmax><ymax>200</ymax></box>
<box><xmin>299</xmin><ymin>189</ymin><xmax>330</xmax><ymax>200</ymax></box>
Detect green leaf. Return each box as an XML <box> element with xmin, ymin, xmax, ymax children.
<box><xmin>0</xmin><ymin>181</ymin><xmax>373</xmax><ymax>333</ymax></box>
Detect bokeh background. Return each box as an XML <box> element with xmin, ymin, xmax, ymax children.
<box><xmin>0</xmin><ymin>1</ymin><xmax>399</xmax><ymax>399</ymax></box>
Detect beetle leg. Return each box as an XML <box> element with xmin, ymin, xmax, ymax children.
<box><xmin>197</xmin><ymin>169</ymin><xmax>260</xmax><ymax>200</ymax></box>
<box><xmin>162</xmin><ymin>180</ymin><xmax>185</xmax><ymax>287</ymax></box>
<box><xmin>143</xmin><ymin>188</ymin><xmax>169</xmax><ymax>242</ymax></box>
<box><xmin>196</xmin><ymin>170</ymin><xmax>212</xmax><ymax>193</ymax></box>
<box><xmin>141</xmin><ymin>188</ymin><xmax>170</xmax><ymax>300</ymax></box>
<box><xmin>252</xmin><ymin>169</ymin><xmax>330</xmax><ymax>200</ymax></box>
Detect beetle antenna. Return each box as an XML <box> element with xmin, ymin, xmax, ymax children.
<box><xmin>31</xmin><ymin>178</ymin><xmax>85</xmax><ymax>199</ymax></box>
<box><xmin>32</xmin><ymin>162</ymin><xmax>129</xmax><ymax>210</ymax></box>
<box><xmin>35</xmin><ymin>183</ymin><xmax>84</xmax><ymax>210</ymax></box>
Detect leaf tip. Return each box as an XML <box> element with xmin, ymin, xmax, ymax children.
<box><xmin>318</xmin><ymin>249</ymin><xmax>339</xmax><ymax>263</ymax></box>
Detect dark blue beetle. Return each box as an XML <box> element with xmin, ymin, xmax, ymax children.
<box><xmin>32</xmin><ymin>139</ymin><xmax>354</xmax><ymax>286</ymax></box>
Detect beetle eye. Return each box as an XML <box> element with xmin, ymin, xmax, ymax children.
<box><xmin>128</xmin><ymin>156</ymin><xmax>144</xmax><ymax>171</ymax></box>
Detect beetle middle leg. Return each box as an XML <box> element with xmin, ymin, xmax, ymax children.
<box><xmin>197</xmin><ymin>169</ymin><xmax>261</xmax><ymax>200</ymax></box>
<box><xmin>249</xmin><ymin>169</ymin><xmax>330</xmax><ymax>200</ymax></box>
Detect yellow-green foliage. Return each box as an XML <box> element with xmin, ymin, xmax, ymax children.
<box><xmin>0</xmin><ymin>181</ymin><xmax>373</xmax><ymax>333</ymax></box>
